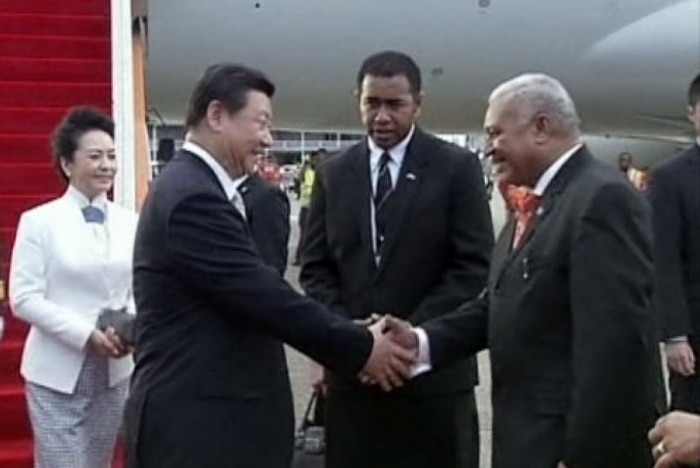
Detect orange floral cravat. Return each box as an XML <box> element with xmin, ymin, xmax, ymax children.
<box><xmin>503</xmin><ymin>184</ymin><xmax>541</xmax><ymax>249</ymax></box>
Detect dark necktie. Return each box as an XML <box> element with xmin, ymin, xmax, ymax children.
<box><xmin>82</xmin><ymin>205</ymin><xmax>105</xmax><ymax>224</ymax></box>
<box><xmin>374</xmin><ymin>152</ymin><xmax>393</xmax><ymax>254</ymax></box>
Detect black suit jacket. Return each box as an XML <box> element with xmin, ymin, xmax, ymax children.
<box><xmin>423</xmin><ymin>147</ymin><xmax>659</xmax><ymax>468</ymax></box>
<box><xmin>239</xmin><ymin>173</ymin><xmax>290</xmax><ymax>275</ymax></box>
<box><xmin>648</xmin><ymin>145</ymin><xmax>700</xmax><ymax>344</ymax></box>
<box><xmin>300</xmin><ymin>128</ymin><xmax>494</xmax><ymax>395</ymax></box>
<box><xmin>125</xmin><ymin>150</ymin><xmax>372</xmax><ymax>468</ymax></box>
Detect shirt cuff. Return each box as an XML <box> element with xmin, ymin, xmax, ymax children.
<box><xmin>666</xmin><ymin>336</ymin><xmax>689</xmax><ymax>343</ymax></box>
<box><xmin>411</xmin><ymin>327</ymin><xmax>432</xmax><ymax>377</ymax></box>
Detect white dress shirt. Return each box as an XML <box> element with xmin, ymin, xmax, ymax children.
<box><xmin>183</xmin><ymin>141</ymin><xmax>247</xmax><ymax>218</ymax></box>
<box><xmin>368</xmin><ymin>125</ymin><xmax>415</xmax><ymax>263</ymax></box>
<box><xmin>413</xmin><ymin>143</ymin><xmax>583</xmax><ymax>375</ymax></box>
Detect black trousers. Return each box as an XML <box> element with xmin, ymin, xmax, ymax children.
<box><xmin>670</xmin><ymin>373</ymin><xmax>700</xmax><ymax>413</ymax></box>
<box><xmin>325</xmin><ymin>390</ymin><xmax>479</xmax><ymax>468</ymax></box>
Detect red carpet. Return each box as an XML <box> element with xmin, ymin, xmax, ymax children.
<box><xmin>0</xmin><ymin>1</ymin><xmax>120</xmax><ymax>466</ymax></box>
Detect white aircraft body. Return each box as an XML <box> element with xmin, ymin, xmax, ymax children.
<box><xmin>146</xmin><ymin>0</ymin><xmax>700</xmax><ymax>163</ymax></box>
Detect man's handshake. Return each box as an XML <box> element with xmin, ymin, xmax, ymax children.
<box><xmin>358</xmin><ymin>315</ymin><xmax>421</xmax><ymax>392</ymax></box>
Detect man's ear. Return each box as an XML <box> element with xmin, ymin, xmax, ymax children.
<box><xmin>414</xmin><ymin>91</ymin><xmax>424</xmax><ymax>119</ymax></box>
<box><xmin>532</xmin><ymin>114</ymin><xmax>552</xmax><ymax>144</ymax></box>
<box><xmin>205</xmin><ymin>100</ymin><xmax>226</xmax><ymax>132</ymax></box>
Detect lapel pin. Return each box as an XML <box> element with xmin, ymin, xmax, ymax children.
<box><xmin>406</xmin><ymin>173</ymin><xmax>417</xmax><ymax>181</ymax></box>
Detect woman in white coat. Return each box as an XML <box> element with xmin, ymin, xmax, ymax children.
<box><xmin>9</xmin><ymin>107</ymin><xmax>138</xmax><ymax>468</ymax></box>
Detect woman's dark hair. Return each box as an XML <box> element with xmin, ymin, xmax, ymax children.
<box><xmin>51</xmin><ymin>106</ymin><xmax>114</xmax><ymax>182</ymax></box>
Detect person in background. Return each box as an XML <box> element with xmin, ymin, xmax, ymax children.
<box><xmin>293</xmin><ymin>148</ymin><xmax>324</xmax><ymax>266</ymax></box>
<box><xmin>9</xmin><ymin>106</ymin><xmax>138</xmax><ymax>468</ymax></box>
<box><xmin>238</xmin><ymin>164</ymin><xmax>291</xmax><ymax>276</ymax></box>
<box><xmin>619</xmin><ymin>151</ymin><xmax>647</xmax><ymax>191</ymax></box>
<box><xmin>258</xmin><ymin>153</ymin><xmax>283</xmax><ymax>189</ymax></box>
<box><xmin>300</xmin><ymin>50</ymin><xmax>493</xmax><ymax>468</ymax></box>
<box><xmin>648</xmin><ymin>72</ymin><xmax>700</xmax><ymax>415</ymax></box>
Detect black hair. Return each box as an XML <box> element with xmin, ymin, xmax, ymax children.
<box><xmin>356</xmin><ymin>51</ymin><xmax>422</xmax><ymax>94</ymax></box>
<box><xmin>185</xmin><ymin>63</ymin><xmax>275</xmax><ymax>129</ymax></box>
<box><xmin>51</xmin><ymin>106</ymin><xmax>114</xmax><ymax>182</ymax></box>
<box><xmin>688</xmin><ymin>72</ymin><xmax>700</xmax><ymax>107</ymax></box>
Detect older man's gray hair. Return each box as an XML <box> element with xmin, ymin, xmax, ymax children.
<box><xmin>489</xmin><ymin>73</ymin><xmax>580</xmax><ymax>134</ymax></box>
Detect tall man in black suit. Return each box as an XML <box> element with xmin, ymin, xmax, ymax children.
<box><xmin>648</xmin><ymin>72</ymin><xmax>700</xmax><ymax>414</ymax></box>
<box><xmin>384</xmin><ymin>73</ymin><xmax>661</xmax><ymax>468</ymax></box>
<box><xmin>300</xmin><ymin>51</ymin><xmax>494</xmax><ymax>468</ymax></box>
<box><xmin>239</xmin><ymin>171</ymin><xmax>290</xmax><ymax>275</ymax></box>
<box><xmin>124</xmin><ymin>63</ymin><xmax>415</xmax><ymax>468</ymax></box>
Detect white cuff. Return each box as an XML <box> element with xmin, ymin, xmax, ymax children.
<box><xmin>411</xmin><ymin>327</ymin><xmax>432</xmax><ymax>377</ymax></box>
<box><xmin>666</xmin><ymin>336</ymin><xmax>689</xmax><ymax>343</ymax></box>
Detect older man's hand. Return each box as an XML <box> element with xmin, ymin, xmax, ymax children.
<box><xmin>648</xmin><ymin>411</ymin><xmax>700</xmax><ymax>467</ymax></box>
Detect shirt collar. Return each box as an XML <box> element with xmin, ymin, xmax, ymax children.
<box><xmin>65</xmin><ymin>184</ymin><xmax>108</xmax><ymax>211</ymax></box>
<box><xmin>368</xmin><ymin>125</ymin><xmax>415</xmax><ymax>169</ymax></box>
<box><xmin>183</xmin><ymin>141</ymin><xmax>246</xmax><ymax>200</ymax></box>
<box><xmin>532</xmin><ymin>143</ymin><xmax>582</xmax><ymax>196</ymax></box>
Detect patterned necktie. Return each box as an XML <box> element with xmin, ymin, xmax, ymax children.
<box><xmin>374</xmin><ymin>152</ymin><xmax>393</xmax><ymax>254</ymax></box>
<box><xmin>82</xmin><ymin>205</ymin><xmax>105</xmax><ymax>224</ymax></box>
<box><xmin>504</xmin><ymin>185</ymin><xmax>541</xmax><ymax>249</ymax></box>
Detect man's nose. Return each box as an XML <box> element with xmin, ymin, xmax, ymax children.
<box><xmin>374</xmin><ymin>105</ymin><xmax>391</xmax><ymax>122</ymax></box>
<box><xmin>262</xmin><ymin>128</ymin><xmax>273</xmax><ymax>147</ymax></box>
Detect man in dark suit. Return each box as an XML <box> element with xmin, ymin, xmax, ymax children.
<box><xmin>239</xmin><ymin>171</ymin><xmax>290</xmax><ymax>275</ymax></box>
<box><xmin>299</xmin><ymin>51</ymin><xmax>494</xmax><ymax>468</ymax></box>
<box><xmin>648</xmin><ymin>72</ymin><xmax>700</xmax><ymax>414</ymax></box>
<box><xmin>384</xmin><ymin>73</ymin><xmax>661</xmax><ymax>468</ymax></box>
<box><xmin>124</xmin><ymin>63</ymin><xmax>415</xmax><ymax>468</ymax></box>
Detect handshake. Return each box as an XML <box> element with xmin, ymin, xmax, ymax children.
<box><xmin>358</xmin><ymin>314</ymin><xmax>421</xmax><ymax>392</ymax></box>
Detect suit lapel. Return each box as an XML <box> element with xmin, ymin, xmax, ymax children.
<box><xmin>493</xmin><ymin>146</ymin><xmax>592</xmax><ymax>284</ymax></box>
<box><xmin>376</xmin><ymin>130</ymin><xmax>429</xmax><ymax>275</ymax></box>
<box><xmin>347</xmin><ymin>141</ymin><xmax>374</xmax><ymax>256</ymax></box>
<box><xmin>490</xmin><ymin>215</ymin><xmax>516</xmax><ymax>286</ymax></box>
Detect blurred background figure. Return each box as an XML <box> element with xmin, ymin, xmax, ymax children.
<box><xmin>293</xmin><ymin>148</ymin><xmax>325</xmax><ymax>266</ymax></box>
<box><xmin>258</xmin><ymin>153</ymin><xmax>283</xmax><ymax>190</ymax></box>
<box><xmin>239</xmin><ymin>165</ymin><xmax>291</xmax><ymax>276</ymax></box>
<box><xmin>618</xmin><ymin>151</ymin><xmax>648</xmax><ymax>191</ymax></box>
<box><xmin>8</xmin><ymin>107</ymin><xmax>137</xmax><ymax>468</ymax></box>
<box><xmin>648</xmin><ymin>72</ymin><xmax>700</xmax><ymax>415</ymax></box>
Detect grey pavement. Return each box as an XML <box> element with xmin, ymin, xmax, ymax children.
<box><xmin>283</xmin><ymin>190</ymin><xmax>507</xmax><ymax>468</ymax></box>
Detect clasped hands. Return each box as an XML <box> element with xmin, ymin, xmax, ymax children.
<box><xmin>88</xmin><ymin>327</ymin><xmax>132</xmax><ymax>358</ymax></box>
<box><xmin>356</xmin><ymin>314</ymin><xmax>419</xmax><ymax>392</ymax></box>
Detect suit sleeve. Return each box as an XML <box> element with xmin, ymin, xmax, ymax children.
<box><xmin>421</xmin><ymin>291</ymin><xmax>489</xmax><ymax>368</ymax></box>
<box><xmin>165</xmin><ymin>192</ymin><xmax>370</xmax><ymax>376</ymax></box>
<box><xmin>564</xmin><ymin>183</ymin><xmax>657</xmax><ymax>466</ymax></box>
<box><xmin>647</xmin><ymin>165</ymin><xmax>689</xmax><ymax>339</ymax></box>
<box><xmin>409</xmin><ymin>151</ymin><xmax>494</xmax><ymax>324</ymax></box>
<box><xmin>299</xmin><ymin>165</ymin><xmax>349</xmax><ymax>317</ymax></box>
<box><xmin>251</xmin><ymin>187</ymin><xmax>290</xmax><ymax>276</ymax></box>
<box><xmin>9</xmin><ymin>213</ymin><xmax>95</xmax><ymax>351</ymax></box>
